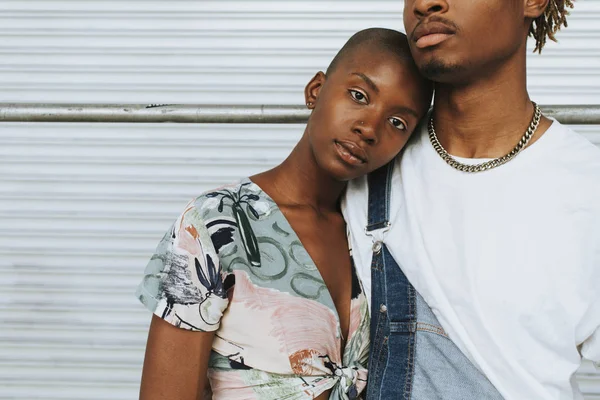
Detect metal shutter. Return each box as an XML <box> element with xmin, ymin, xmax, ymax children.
<box><xmin>1</xmin><ymin>1</ymin><xmax>599</xmax><ymax>398</ymax></box>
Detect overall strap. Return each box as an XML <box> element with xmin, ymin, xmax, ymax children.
<box><xmin>365</xmin><ymin>160</ymin><xmax>418</xmax><ymax>400</ymax></box>
<box><xmin>366</xmin><ymin>161</ymin><xmax>394</xmax><ymax>235</ymax></box>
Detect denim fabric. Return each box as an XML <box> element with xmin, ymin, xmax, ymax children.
<box><xmin>411</xmin><ymin>294</ymin><xmax>503</xmax><ymax>400</ymax></box>
<box><xmin>365</xmin><ymin>162</ymin><xmax>503</xmax><ymax>400</ymax></box>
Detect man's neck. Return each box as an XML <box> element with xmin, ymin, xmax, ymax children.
<box><xmin>432</xmin><ymin>55</ymin><xmax>551</xmax><ymax>159</ymax></box>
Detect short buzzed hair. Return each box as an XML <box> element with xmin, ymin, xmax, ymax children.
<box><xmin>326</xmin><ymin>28</ymin><xmax>412</xmax><ymax>75</ymax></box>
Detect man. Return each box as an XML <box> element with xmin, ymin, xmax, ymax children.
<box><xmin>343</xmin><ymin>0</ymin><xmax>600</xmax><ymax>399</ymax></box>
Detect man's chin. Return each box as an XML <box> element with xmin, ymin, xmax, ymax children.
<box><xmin>418</xmin><ymin>59</ymin><xmax>467</xmax><ymax>83</ymax></box>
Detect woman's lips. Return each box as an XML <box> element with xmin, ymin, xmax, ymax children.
<box><xmin>334</xmin><ymin>140</ymin><xmax>367</xmax><ymax>166</ymax></box>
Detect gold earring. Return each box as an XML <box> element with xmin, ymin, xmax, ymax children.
<box><xmin>306</xmin><ymin>102</ymin><xmax>313</xmax><ymax>108</ymax></box>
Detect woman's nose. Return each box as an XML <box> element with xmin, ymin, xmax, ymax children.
<box><xmin>352</xmin><ymin>119</ymin><xmax>378</xmax><ymax>145</ymax></box>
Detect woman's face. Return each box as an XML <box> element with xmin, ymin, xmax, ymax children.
<box><xmin>304</xmin><ymin>47</ymin><xmax>432</xmax><ymax>181</ymax></box>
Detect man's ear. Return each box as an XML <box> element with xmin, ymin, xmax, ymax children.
<box><xmin>524</xmin><ymin>0</ymin><xmax>550</xmax><ymax>19</ymax></box>
<box><xmin>304</xmin><ymin>71</ymin><xmax>326</xmax><ymax>109</ymax></box>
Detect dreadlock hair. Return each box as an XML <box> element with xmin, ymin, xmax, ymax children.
<box><xmin>529</xmin><ymin>0</ymin><xmax>575</xmax><ymax>53</ymax></box>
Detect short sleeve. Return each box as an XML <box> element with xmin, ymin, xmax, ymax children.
<box><xmin>581</xmin><ymin>326</ymin><xmax>600</xmax><ymax>368</ymax></box>
<box><xmin>135</xmin><ymin>200</ymin><xmax>229</xmax><ymax>332</ymax></box>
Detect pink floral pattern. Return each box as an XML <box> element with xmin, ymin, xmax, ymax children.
<box><xmin>137</xmin><ymin>179</ymin><xmax>369</xmax><ymax>399</ymax></box>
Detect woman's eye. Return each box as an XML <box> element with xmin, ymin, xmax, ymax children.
<box><xmin>349</xmin><ymin>89</ymin><xmax>368</xmax><ymax>104</ymax></box>
<box><xmin>389</xmin><ymin>117</ymin><xmax>407</xmax><ymax>131</ymax></box>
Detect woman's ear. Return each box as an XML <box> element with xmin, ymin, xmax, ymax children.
<box><xmin>524</xmin><ymin>0</ymin><xmax>550</xmax><ymax>19</ymax></box>
<box><xmin>304</xmin><ymin>71</ymin><xmax>326</xmax><ymax>109</ymax></box>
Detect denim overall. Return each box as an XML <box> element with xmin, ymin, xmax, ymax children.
<box><xmin>364</xmin><ymin>162</ymin><xmax>504</xmax><ymax>400</ymax></box>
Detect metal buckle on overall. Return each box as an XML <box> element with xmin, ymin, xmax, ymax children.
<box><xmin>364</xmin><ymin>221</ymin><xmax>390</xmax><ymax>254</ymax></box>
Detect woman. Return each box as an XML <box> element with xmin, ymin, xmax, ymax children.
<box><xmin>136</xmin><ymin>28</ymin><xmax>432</xmax><ymax>400</ymax></box>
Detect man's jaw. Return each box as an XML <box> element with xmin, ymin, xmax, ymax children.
<box><xmin>419</xmin><ymin>59</ymin><xmax>467</xmax><ymax>83</ymax></box>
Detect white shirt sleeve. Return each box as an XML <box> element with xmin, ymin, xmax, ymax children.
<box><xmin>342</xmin><ymin>175</ymin><xmax>372</xmax><ymax>310</ymax></box>
<box><xmin>581</xmin><ymin>326</ymin><xmax>600</xmax><ymax>368</ymax></box>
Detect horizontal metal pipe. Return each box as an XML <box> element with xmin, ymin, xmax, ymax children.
<box><xmin>542</xmin><ymin>105</ymin><xmax>600</xmax><ymax>125</ymax></box>
<box><xmin>0</xmin><ymin>104</ymin><xmax>310</xmax><ymax>124</ymax></box>
<box><xmin>0</xmin><ymin>103</ymin><xmax>599</xmax><ymax>125</ymax></box>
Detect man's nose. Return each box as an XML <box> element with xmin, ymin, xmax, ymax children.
<box><xmin>411</xmin><ymin>0</ymin><xmax>449</xmax><ymax>18</ymax></box>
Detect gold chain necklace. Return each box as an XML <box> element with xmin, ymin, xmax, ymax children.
<box><xmin>428</xmin><ymin>102</ymin><xmax>542</xmax><ymax>173</ymax></box>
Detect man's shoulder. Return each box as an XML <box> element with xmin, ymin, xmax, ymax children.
<box><xmin>551</xmin><ymin>122</ymin><xmax>600</xmax><ymax>177</ymax></box>
<box><xmin>548</xmin><ymin>123</ymin><xmax>600</xmax><ymax>208</ymax></box>
<box><xmin>556</xmin><ymin>122</ymin><xmax>600</xmax><ymax>157</ymax></box>
<box><xmin>344</xmin><ymin>174</ymin><xmax>369</xmax><ymax>218</ymax></box>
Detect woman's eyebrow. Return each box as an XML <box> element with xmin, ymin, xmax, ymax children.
<box><xmin>393</xmin><ymin>106</ymin><xmax>419</xmax><ymax>119</ymax></box>
<box><xmin>351</xmin><ymin>72</ymin><xmax>379</xmax><ymax>94</ymax></box>
<box><xmin>350</xmin><ymin>72</ymin><xmax>419</xmax><ymax>118</ymax></box>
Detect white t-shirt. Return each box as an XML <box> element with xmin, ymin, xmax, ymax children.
<box><xmin>343</xmin><ymin>120</ymin><xmax>600</xmax><ymax>400</ymax></box>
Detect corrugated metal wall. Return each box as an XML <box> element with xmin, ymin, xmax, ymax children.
<box><xmin>1</xmin><ymin>1</ymin><xmax>599</xmax><ymax>399</ymax></box>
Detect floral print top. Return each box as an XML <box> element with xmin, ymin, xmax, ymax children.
<box><xmin>136</xmin><ymin>179</ymin><xmax>370</xmax><ymax>400</ymax></box>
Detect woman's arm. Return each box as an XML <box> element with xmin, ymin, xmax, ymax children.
<box><xmin>139</xmin><ymin>315</ymin><xmax>216</xmax><ymax>400</ymax></box>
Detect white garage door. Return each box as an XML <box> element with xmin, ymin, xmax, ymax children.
<box><xmin>1</xmin><ymin>1</ymin><xmax>599</xmax><ymax>399</ymax></box>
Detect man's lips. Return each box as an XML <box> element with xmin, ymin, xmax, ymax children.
<box><xmin>412</xmin><ymin>21</ymin><xmax>456</xmax><ymax>49</ymax></box>
<box><xmin>334</xmin><ymin>140</ymin><xmax>368</xmax><ymax>165</ymax></box>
